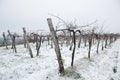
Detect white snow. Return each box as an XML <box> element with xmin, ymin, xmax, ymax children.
<box><xmin>0</xmin><ymin>39</ymin><xmax>120</xmax><ymax>80</ymax></box>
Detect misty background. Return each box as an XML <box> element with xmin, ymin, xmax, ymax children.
<box><xmin>0</xmin><ymin>0</ymin><xmax>120</xmax><ymax>36</ymax></box>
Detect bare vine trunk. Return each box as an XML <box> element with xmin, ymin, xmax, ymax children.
<box><xmin>88</xmin><ymin>38</ymin><xmax>92</xmax><ymax>59</ymax></box>
<box><xmin>96</xmin><ymin>39</ymin><xmax>100</xmax><ymax>54</ymax></box>
<box><xmin>105</xmin><ymin>36</ymin><xmax>108</xmax><ymax>48</ymax></box>
<box><xmin>78</xmin><ymin>36</ymin><xmax>81</xmax><ymax>48</ymax></box>
<box><xmin>36</xmin><ymin>36</ymin><xmax>42</xmax><ymax>56</ymax></box>
<box><xmin>69</xmin><ymin>30</ymin><xmax>76</xmax><ymax>66</ymax></box>
<box><xmin>88</xmin><ymin>31</ymin><xmax>94</xmax><ymax>59</ymax></box>
<box><xmin>101</xmin><ymin>39</ymin><xmax>104</xmax><ymax>51</ymax></box>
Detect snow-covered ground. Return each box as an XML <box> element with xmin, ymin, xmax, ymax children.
<box><xmin>0</xmin><ymin>39</ymin><xmax>120</xmax><ymax>80</ymax></box>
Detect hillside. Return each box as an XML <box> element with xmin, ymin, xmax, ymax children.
<box><xmin>0</xmin><ymin>39</ymin><xmax>120</xmax><ymax>80</ymax></box>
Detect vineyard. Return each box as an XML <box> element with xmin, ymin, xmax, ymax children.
<box><xmin>0</xmin><ymin>18</ymin><xmax>120</xmax><ymax>80</ymax></box>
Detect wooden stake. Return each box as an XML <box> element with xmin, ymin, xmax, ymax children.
<box><xmin>47</xmin><ymin>18</ymin><xmax>64</xmax><ymax>74</ymax></box>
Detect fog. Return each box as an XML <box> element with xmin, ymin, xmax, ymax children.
<box><xmin>0</xmin><ymin>0</ymin><xmax>120</xmax><ymax>35</ymax></box>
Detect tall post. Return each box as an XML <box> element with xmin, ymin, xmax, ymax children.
<box><xmin>3</xmin><ymin>32</ymin><xmax>8</xmax><ymax>49</ymax></box>
<box><xmin>23</xmin><ymin>32</ymin><xmax>26</xmax><ymax>48</ymax></box>
<box><xmin>8</xmin><ymin>30</ymin><xmax>14</xmax><ymax>49</ymax></box>
<box><xmin>23</xmin><ymin>27</ymin><xmax>33</xmax><ymax>58</ymax></box>
<box><xmin>47</xmin><ymin>18</ymin><xmax>64</xmax><ymax>74</ymax></box>
<box><xmin>96</xmin><ymin>34</ymin><xmax>100</xmax><ymax>54</ymax></box>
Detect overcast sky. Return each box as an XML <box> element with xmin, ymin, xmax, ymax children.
<box><xmin>0</xmin><ymin>0</ymin><xmax>120</xmax><ymax>35</ymax></box>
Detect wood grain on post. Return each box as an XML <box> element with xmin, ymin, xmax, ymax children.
<box><xmin>47</xmin><ymin>18</ymin><xmax>64</xmax><ymax>74</ymax></box>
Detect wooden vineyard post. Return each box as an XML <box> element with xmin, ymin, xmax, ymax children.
<box><xmin>23</xmin><ymin>32</ymin><xmax>26</xmax><ymax>48</ymax></box>
<box><xmin>8</xmin><ymin>30</ymin><xmax>14</xmax><ymax>49</ymax></box>
<box><xmin>23</xmin><ymin>27</ymin><xmax>33</xmax><ymax>58</ymax></box>
<box><xmin>12</xmin><ymin>35</ymin><xmax>17</xmax><ymax>53</ymax></box>
<box><xmin>3</xmin><ymin>32</ymin><xmax>8</xmax><ymax>49</ymax></box>
<box><xmin>47</xmin><ymin>18</ymin><xmax>65</xmax><ymax>74</ymax></box>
